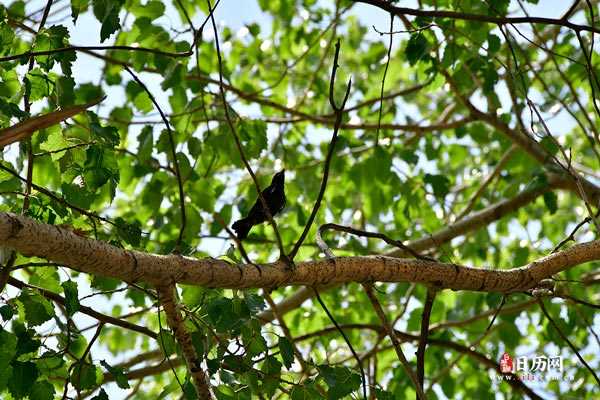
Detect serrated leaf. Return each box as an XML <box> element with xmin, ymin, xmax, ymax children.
<box><xmin>424</xmin><ymin>173</ymin><xmax>450</xmax><ymax>199</ymax></box>
<box><xmin>406</xmin><ymin>33</ymin><xmax>430</xmax><ymax>65</ymax></box>
<box><xmin>278</xmin><ymin>336</ymin><xmax>294</xmax><ymax>369</ymax></box>
<box><xmin>100</xmin><ymin>360</ymin><xmax>130</xmax><ymax>389</ymax></box>
<box><xmin>18</xmin><ymin>289</ymin><xmax>54</xmax><ymax>327</ymax></box>
<box><xmin>487</xmin><ymin>33</ymin><xmax>501</xmax><ymax>54</ymax></box>
<box><xmin>70</xmin><ymin>362</ymin><xmax>97</xmax><ymax>390</ymax></box>
<box><xmin>29</xmin><ymin>380</ymin><xmax>55</xmax><ymax>400</ymax></box>
<box><xmin>0</xmin><ymin>328</ymin><xmax>18</xmax><ymax>368</ymax></box>
<box><xmin>543</xmin><ymin>191</ymin><xmax>558</xmax><ymax>214</ymax></box>
<box><xmin>93</xmin><ymin>0</ymin><xmax>124</xmax><ymax>42</ymax></box>
<box><xmin>0</xmin><ymin>304</ymin><xmax>15</xmax><ymax>321</ymax></box>
<box><xmin>61</xmin><ymin>280</ymin><xmax>80</xmax><ymax>317</ymax></box>
<box><xmin>8</xmin><ymin>361</ymin><xmax>39</xmax><ymax>399</ymax></box>
<box><xmin>131</xmin><ymin>0</ymin><xmax>164</xmax><ymax>18</ymax></box>
<box><xmin>317</xmin><ymin>365</ymin><xmax>361</xmax><ymax>400</ymax></box>
<box><xmin>137</xmin><ymin>125</ymin><xmax>154</xmax><ymax>162</ymax></box>
<box><xmin>91</xmin><ymin>388</ymin><xmax>109</xmax><ymax>400</ymax></box>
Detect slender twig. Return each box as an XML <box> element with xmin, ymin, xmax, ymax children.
<box><xmin>372</xmin><ymin>23</ymin><xmax>435</xmax><ymax>35</ymax></box>
<box><xmin>416</xmin><ymin>289</ymin><xmax>436</xmax><ymax>396</ymax></box>
<box><xmin>357</xmin><ymin>0</ymin><xmax>600</xmax><ymax>34</ymax></box>
<box><xmin>317</xmin><ymin>223</ymin><xmax>435</xmax><ymax>261</ymax></box>
<box><xmin>122</xmin><ymin>66</ymin><xmax>187</xmax><ymax>252</ymax></box>
<box><xmin>312</xmin><ymin>287</ymin><xmax>367</xmax><ymax>400</ymax></box>
<box><xmin>537</xmin><ymin>298</ymin><xmax>600</xmax><ymax>385</ymax></box>
<box><xmin>264</xmin><ymin>292</ymin><xmax>309</xmax><ymax>372</ymax></box>
<box><xmin>7</xmin><ymin>277</ymin><xmax>157</xmax><ymax>338</ymax></box>
<box><xmin>427</xmin><ymin>296</ymin><xmax>506</xmax><ymax>390</ymax></box>
<box><xmin>375</xmin><ymin>14</ymin><xmax>394</xmax><ymax>146</ymax></box>
<box><xmin>555</xmin><ymin>293</ymin><xmax>600</xmax><ymax>309</ymax></box>
<box><xmin>0</xmin><ymin>44</ymin><xmax>192</xmax><ymax>62</ymax></box>
<box><xmin>212</xmin><ymin>212</ymin><xmax>253</xmax><ymax>266</ymax></box>
<box><xmin>455</xmin><ymin>145</ymin><xmax>517</xmax><ymax>221</ymax></box>
<box><xmin>561</xmin><ymin>0</ymin><xmax>581</xmax><ymax>20</ymax></box>
<box><xmin>206</xmin><ymin>0</ymin><xmax>287</xmax><ymax>262</ymax></box>
<box><xmin>363</xmin><ymin>284</ymin><xmax>426</xmax><ymax>400</ymax></box>
<box><xmin>22</xmin><ymin>0</ymin><xmax>53</xmax><ymax>214</ymax></box>
<box><xmin>552</xmin><ymin>208</ymin><xmax>600</xmax><ymax>253</ymax></box>
<box><xmin>62</xmin><ymin>322</ymin><xmax>104</xmax><ymax>400</ymax></box>
<box><xmin>289</xmin><ymin>39</ymin><xmax>351</xmax><ymax>260</ymax></box>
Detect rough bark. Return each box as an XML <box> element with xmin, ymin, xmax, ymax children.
<box><xmin>0</xmin><ymin>212</ymin><xmax>598</xmax><ymax>292</ymax></box>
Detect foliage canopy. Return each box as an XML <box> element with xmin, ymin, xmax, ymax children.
<box><xmin>0</xmin><ymin>0</ymin><xmax>599</xmax><ymax>399</ymax></box>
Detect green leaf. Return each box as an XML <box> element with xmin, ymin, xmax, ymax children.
<box><xmin>40</xmin><ymin>127</ymin><xmax>70</xmax><ymax>160</ymax></box>
<box><xmin>405</xmin><ymin>33</ymin><xmax>430</xmax><ymax>65</ymax></box>
<box><xmin>0</xmin><ymin>21</ymin><xmax>16</xmax><ymax>54</ymax></box>
<box><xmin>87</xmin><ymin>112</ymin><xmax>119</xmax><ymax>146</ymax></box>
<box><xmin>8</xmin><ymin>361</ymin><xmax>39</xmax><ymax>399</ymax></box>
<box><xmin>498</xmin><ymin>321</ymin><xmax>521</xmax><ymax>349</ymax></box>
<box><xmin>238</xmin><ymin>120</ymin><xmax>268</xmax><ymax>159</ymax></box>
<box><xmin>206</xmin><ymin>297</ymin><xmax>243</xmax><ymax>333</ymax></box>
<box><xmin>243</xmin><ymin>292</ymin><xmax>265</xmax><ymax>313</ymax></box>
<box><xmin>100</xmin><ymin>360</ymin><xmax>130</xmax><ymax>389</ymax></box>
<box><xmin>291</xmin><ymin>382</ymin><xmax>323</xmax><ymax>400</ymax></box>
<box><xmin>543</xmin><ymin>191</ymin><xmax>558</xmax><ymax>214</ymax></box>
<box><xmin>424</xmin><ymin>173</ymin><xmax>450</xmax><ymax>199</ymax></box>
<box><xmin>317</xmin><ymin>365</ymin><xmax>361</xmax><ymax>400</ymax></box>
<box><xmin>0</xmin><ymin>328</ymin><xmax>18</xmax><ymax>368</ymax></box>
<box><xmin>131</xmin><ymin>0</ymin><xmax>165</xmax><ymax>18</ymax></box>
<box><xmin>71</xmin><ymin>0</ymin><xmax>89</xmax><ymax>23</ymax></box>
<box><xmin>487</xmin><ymin>33</ymin><xmax>501</xmax><ymax>54</ymax></box>
<box><xmin>61</xmin><ymin>280</ymin><xmax>80</xmax><ymax>317</ymax></box>
<box><xmin>278</xmin><ymin>336</ymin><xmax>294</xmax><ymax>369</ymax></box>
<box><xmin>0</xmin><ymin>304</ymin><xmax>15</xmax><ymax>321</ymax></box>
<box><xmin>92</xmin><ymin>0</ymin><xmax>124</xmax><ymax>42</ymax></box>
<box><xmin>15</xmin><ymin>325</ymin><xmax>41</xmax><ymax>357</ymax></box>
<box><xmin>137</xmin><ymin>125</ymin><xmax>154</xmax><ymax>162</ymax></box>
<box><xmin>512</xmin><ymin>246</ymin><xmax>529</xmax><ymax>267</ymax></box>
<box><xmin>158</xmin><ymin>330</ymin><xmax>177</xmax><ymax>357</ymax></box>
<box><xmin>115</xmin><ymin>217</ymin><xmax>142</xmax><ymax>247</ymax></box>
<box><xmin>133</xmin><ymin>90</ymin><xmax>153</xmax><ymax>114</ymax></box>
<box><xmin>191</xmin><ymin>331</ymin><xmax>205</xmax><ymax>358</ymax></box>
<box><xmin>34</xmin><ymin>26</ymin><xmax>71</xmax><ymax>72</ymax></box>
<box><xmin>91</xmin><ymin>388</ymin><xmax>109</xmax><ymax>400</ymax></box>
<box><xmin>26</xmin><ymin>68</ymin><xmax>53</xmax><ymax>102</ymax></box>
<box><xmin>29</xmin><ymin>380</ymin><xmax>55</xmax><ymax>400</ymax></box>
<box><xmin>61</xmin><ymin>182</ymin><xmax>95</xmax><ymax>210</ymax></box>
<box><xmin>70</xmin><ymin>362</ymin><xmax>97</xmax><ymax>390</ymax></box>
<box><xmin>18</xmin><ymin>289</ymin><xmax>54</xmax><ymax>327</ymax></box>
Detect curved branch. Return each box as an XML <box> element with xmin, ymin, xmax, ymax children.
<box><xmin>357</xmin><ymin>0</ymin><xmax>600</xmax><ymax>34</ymax></box>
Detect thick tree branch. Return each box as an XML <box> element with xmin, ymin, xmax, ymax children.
<box><xmin>1</xmin><ymin>212</ymin><xmax>599</xmax><ymax>292</ymax></box>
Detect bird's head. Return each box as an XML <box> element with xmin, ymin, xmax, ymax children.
<box><xmin>272</xmin><ymin>169</ymin><xmax>285</xmax><ymax>186</ymax></box>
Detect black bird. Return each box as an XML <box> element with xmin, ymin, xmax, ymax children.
<box><xmin>232</xmin><ymin>170</ymin><xmax>286</xmax><ymax>240</ymax></box>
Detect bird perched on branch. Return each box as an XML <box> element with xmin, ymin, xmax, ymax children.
<box><xmin>232</xmin><ymin>170</ymin><xmax>286</xmax><ymax>240</ymax></box>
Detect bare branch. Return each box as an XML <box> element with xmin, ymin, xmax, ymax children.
<box><xmin>289</xmin><ymin>39</ymin><xmax>352</xmax><ymax>260</ymax></box>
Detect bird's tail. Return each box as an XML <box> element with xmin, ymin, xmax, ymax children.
<box><xmin>232</xmin><ymin>218</ymin><xmax>252</xmax><ymax>240</ymax></box>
